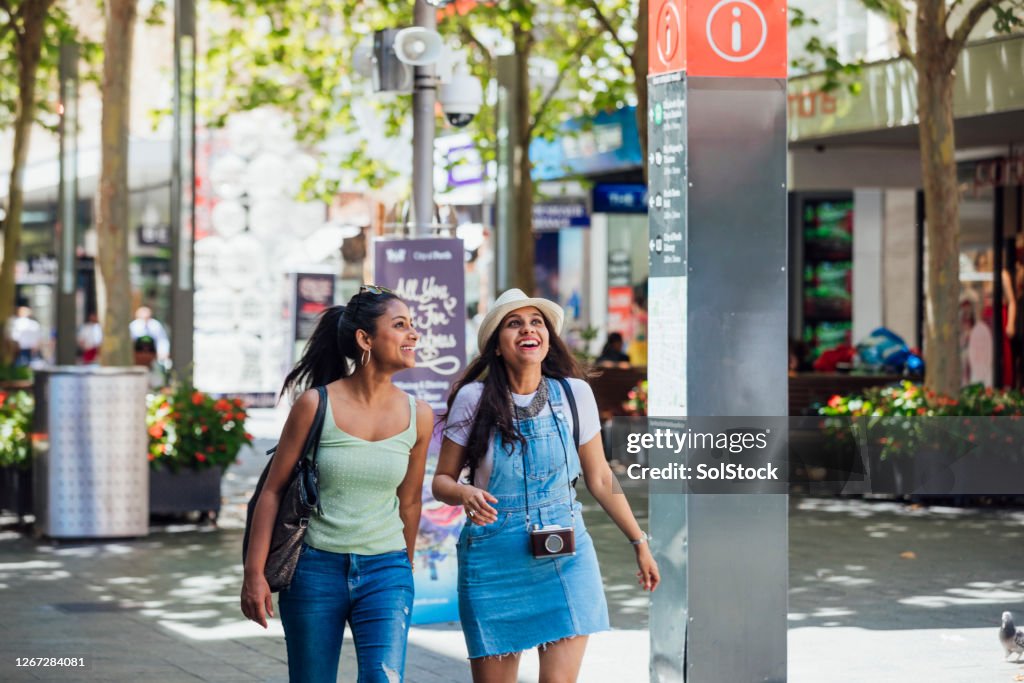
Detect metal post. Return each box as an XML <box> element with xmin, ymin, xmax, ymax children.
<box><xmin>411</xmin><ymin>0</ymin><xmax>436</xmax><ymax>236</ymax></box>
<box><xmin>170</xmin><ymin>0</ymin><xmax>196</xmax><ymax>376</ymax></box>
<box><xmin>494</xmin><ymin>54</ymin><xmax>520</xmax><ymax>292</ymax></box>
<box><xmin>56</xmin><ymin>42</ymin><xmax>79</xmax><ymax>365</ymax></box>
<box><xmin>647</xmin><ymin>1</ymin><xmax>789</xmax><ymax>681</ymax></box>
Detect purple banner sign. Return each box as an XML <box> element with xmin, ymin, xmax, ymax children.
<box><xmin>374</xmin><ymin>237</ymin><xmax>466</xmax><ymax>625</ymax></box>
<box><xmin>374</xmin><ymin>238</ymin><xmax>466</xmax><ymax>410</ymax></box>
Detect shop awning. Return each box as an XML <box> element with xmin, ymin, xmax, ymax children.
<box><xmin>788</xmin><ymin>34</ymin><xmax>1024</xmax><ymax>149</ymax></box>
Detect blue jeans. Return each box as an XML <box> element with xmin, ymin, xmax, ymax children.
<box><xmin>278</xmin><ymin>545</ymin><xmax>414</xmax><ymax>683</ymax></box>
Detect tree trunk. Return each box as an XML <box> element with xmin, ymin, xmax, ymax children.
<box><xmin>634</xmin><ymin>0</ymin><xmax>649</xmax><ymax>184</ymax></box>
<box><xmin>0</xmin><ymin>1</ymin><xmax>53</xmax><ymax>366</ymax></box>
<box><xmin>916</xmin><ymin>5</ymin><xmax>960</xmax><ymax>397</ymax></box>
<box><xmin>96</xmin><ymin>0</ymin><xmax>137</xmax><ymax>367</ymax></box>
<box><xmin>513</xmin><ymin>26</ymin><xmax>536</xmax><ymax>294</ymax></box>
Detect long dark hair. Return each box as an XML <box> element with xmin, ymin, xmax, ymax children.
<box><xmin>280</xmin><ymin>289</ymin><xmax>401</xmax><ymax>399</ymax></box>
<box><xmin>444</xmin><ymin>311</ymin><xmax>584</xmax><ymax>480</ymax></box>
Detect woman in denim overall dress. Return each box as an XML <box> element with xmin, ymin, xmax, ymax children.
<box><xmin>435</xmin><ymin>289</ymin><xmax>660</xmax><ymax>683</ymax></box>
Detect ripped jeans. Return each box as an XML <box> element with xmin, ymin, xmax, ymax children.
<box><xmin>279</xmin><ymin>545</ymin><xmax>414</xmax><ymax>683</ymax></box>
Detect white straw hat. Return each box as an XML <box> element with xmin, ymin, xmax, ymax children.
<box><xmin>477</xmin><ymin>289</ymin><xmax>565</xmax><ymax>353</ymax></box>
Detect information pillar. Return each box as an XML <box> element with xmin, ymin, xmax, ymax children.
<box><xmin>646</xmin><ymin>1</ymin><xmax>788</xmax><ymax>681</ymax></box>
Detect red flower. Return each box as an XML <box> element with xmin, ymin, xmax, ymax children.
<box><xmin>233</xmin><ymin>398</ymin><xmax>244</xmax><ymax>408</ymax></box>
<box><xmin>192</xmin><ymin>391</ymin><xmax>204</xmax><ymax>406</ymax></box>
<box><xmin>148</xmin><ymin>423</ymin><xmax>164</xmax><ymax>438</ymax></box>
<box><xmin>827</xmin><ymin>395</ymin><xmax>843</xmax><ymax>409</ymax></box>
<box><xmin>200</xmin><ymin>425</ymin><xmax>209</xmax><ymax>433</ymax></box>
<box><xmin>234</xmin><ymin>412</ymin><xmax>246</xmax><ymax>421</ymax></box>
<box><xmin>244</xmin><ymin>432</ymin><xmax>254</xmax><ymax>440</ymax></box>
<box><xmin>196</xmin><ymin>453</ymin><xmax>207</xmax><ymax>463</ymax></box>
<box><xmin>147</xmin><ymin>454</ymin><xmax>154</xmax><ymax>461</ymax></box>
<box><xmin>0</xmin><ymin>392</ymin><xmax>8</xmax><ymax>404</ymax></box>
<box><xmin>214</xmin><ymin>399</ymin><xmax>231</xmax><ymax>412</ymax></box>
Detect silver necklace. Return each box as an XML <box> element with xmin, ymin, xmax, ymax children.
<box><xmin>511</xmin><ymin>378</ymin><xmax>549</xmax><ymax>420</ymax></box>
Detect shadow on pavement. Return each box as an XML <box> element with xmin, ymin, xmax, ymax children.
<box><xmin>789</xmin><ymin>495</ymin><xmax>1024</xmax><ymax>632</ymax></box>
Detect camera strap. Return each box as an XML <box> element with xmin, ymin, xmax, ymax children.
<box><xmin>514</xmin><ymin>378</ymin><xmax>575</xmax><ymax>531</ymax></box>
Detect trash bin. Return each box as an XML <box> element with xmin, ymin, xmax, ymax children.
<box><xmin>33</xmin><ymin>366</ymin><xmax>149</xmax><ymax>538</ymax></box>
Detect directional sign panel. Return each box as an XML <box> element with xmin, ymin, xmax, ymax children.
<box><xmin>647</xmin><ymin>72</ymin><xmax>687</xmax><ymax>277</ymax></box>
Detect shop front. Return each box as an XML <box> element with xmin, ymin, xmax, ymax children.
<box><xmin>531</xmin><ymin>106</ymin><xmax>648</xmax><ymax>368</ymax></box>
<box><xmin>787</xmin><ymin>34</ymin><xmax>1024</xmax><ymax>409</ymax></box>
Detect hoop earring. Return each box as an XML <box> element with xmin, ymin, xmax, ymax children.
<box><xmin>361</xmin><ymin>348</ymin><xmax>372</xmax><ymax>366</ymax></box>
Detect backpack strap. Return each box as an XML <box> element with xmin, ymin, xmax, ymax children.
<box><xmin>555</xmin><ymin>377</ymin><xmax>580</xmax><ymax>451</ymax></box>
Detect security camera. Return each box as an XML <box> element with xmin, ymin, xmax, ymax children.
<box><xmin>438</xmin><ymin>63</ymin><xmax>483</xmax><ymax>128</ymax></box>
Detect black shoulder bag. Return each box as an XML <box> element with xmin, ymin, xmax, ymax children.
<box><xmin>242</xmin><ymin>385</ymin><xmax>328</xmax><ymax>592</ymax></box>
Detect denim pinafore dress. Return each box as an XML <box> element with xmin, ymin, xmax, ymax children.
<box><xmin>457</xmin><ymin>378</ymin><xmax>610</xmax><ymax>659</ymax></box>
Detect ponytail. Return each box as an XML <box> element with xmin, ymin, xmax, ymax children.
<box><xmin>280</xmin><ymin>289</ymin><xmax>401</xmax><ymax>400</ymax></box>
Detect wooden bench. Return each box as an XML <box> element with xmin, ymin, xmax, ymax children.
<box><xmin>587</xmin><ymin>366</ymin><xmax>647</xmax><ymax>420</ymax></box>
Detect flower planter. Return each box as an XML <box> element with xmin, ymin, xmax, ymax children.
<box><xmin>0</xmin><ymin>466</ymin><xmax>32</xmax><ymax>516</ymax></box>
<box><xmin>149</xmin><ymin>465</ymin><xmax>223</xmax><ymax>520</ymax></box>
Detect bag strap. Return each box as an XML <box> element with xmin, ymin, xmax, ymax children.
<box><xmin>305</xmin><ymin>386</ymin><xmax>329</xmax><ymax>465</ymax></box>
<box><xmin>266</xmin><ymin>385</ymin><xmax>328</xmax><ymax>462</ymax></box>
<box><xmin>555</xmin><ymin>377</ymin><xmax>580</xmax><ymax>451</ymax></box>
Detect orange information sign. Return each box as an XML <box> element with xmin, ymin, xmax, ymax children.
<box><xmin>648</xmin><ymin>0</ymin><xmax>787</xmax><ymax>78</ymax></box>
<box><xmin>649</xmin><ymin>0</ymin><xmax>687</xmax><ymax>75</ymax></box>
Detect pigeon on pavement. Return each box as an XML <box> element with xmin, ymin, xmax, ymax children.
<box><xmin>1001</xmin><ymin>611</ymin><xmax>1024</xmax><ymax>661</ymax></box>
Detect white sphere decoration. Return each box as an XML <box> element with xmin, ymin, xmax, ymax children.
<box><xmin>249</xmin><ymin>198</ymin><xmax>290</xmax><ymax>240</ymax></box>
<box><xmin>210</xmin><ymin>200</ymin><xmax>247</xmax><ymax>238</ymax></box>
<box><xmin>218</xmin><ymin>233</ymin><xmax>266</xmax><ymax>290</ymax></box>
<box><xmin>226</xmin><ymin>113</ymin><xmax>264</xmax><ymax>159</ymax></box>
<box><xmin>244</xmin><ymin>152</ymin><xmax>290</xmax><ymax>198</ymax></box>
<box><xmin>194</xmin><ymin>235</ymin><xmax>226</xmax><ymax>290</ymax></box>
<box><xmin>208</xmin><ymin>153</ymin><xmax>248</xmax><ymax>199</ymax></box>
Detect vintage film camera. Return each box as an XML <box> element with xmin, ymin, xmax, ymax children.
<box><xmin>530</xmin><ymin>524</ymin><xmax>576</xmax><ymax>558</ymax></box>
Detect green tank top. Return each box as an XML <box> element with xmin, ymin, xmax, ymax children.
<box><xmin>305</xmin><ymin>392</ymin><xmax>416</xmax><ymax>555</ymax></box>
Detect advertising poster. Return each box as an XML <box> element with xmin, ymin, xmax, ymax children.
<box><xmin>607</xmin><ymin>285</ymin><xmax>635</xmax><ymax>343</ymax></box>
<box><xmin>292</xmin><ymin>272</ymin><xmax>336</xmax><ymax>343</ymax></box>
<box><xmin>374</xmin><ymin>238</ymin><xmax>466</xmax><ymax>625</ymax></box>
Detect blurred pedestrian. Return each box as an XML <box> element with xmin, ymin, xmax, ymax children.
<box><xmin>241</xmin><ymin>285</ymin><xmax>433</xmax><ymax>683</ymax></box>
<box><xmin>77</xmin><ymin>312</ymin><xmax>103</xmax><ymax>364</ymax></box>
<box><xmin>129</xmin><ymin>306</ymin><xmax>169</xmax><ymax>361</ymax></box>
<box><xmin>6</xmin><ymin>305</ymin><xmax>41</xmax><ymax>367</ymax></box>
<box><xmin>433</xmin><ymin>288</ymin><xmax>659</xmax><ymax>683</ymax></box>
<box><xmin>595</xmin><ymin>332</ymin><xmax>630</xmax><ymax>367</ymax></box>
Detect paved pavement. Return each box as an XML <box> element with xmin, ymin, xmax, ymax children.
<box><xmin>1</xmin><ymin>406</ymin><xmax>1023</xmax><ymax>682</ymax></box>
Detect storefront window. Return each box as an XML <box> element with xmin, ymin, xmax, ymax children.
<box><xmin>954</xmin><ymin>156</ymin><xmax>1019</xmax><ymax>389</ymax></box>
<box><xmin>606</xmin><ymin>214</ymin><xmax>649</xmax><ymax>367</ymax></box>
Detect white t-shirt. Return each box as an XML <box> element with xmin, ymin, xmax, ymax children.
<box><xmin>444</xmin><ymin>378</ymin><xmax>601</xmax><ymax>489</ymax></box>
<box><xmin>8</xmin><ymin>316</ymin><xmax>41</xmax><ymax>350</ymax></box>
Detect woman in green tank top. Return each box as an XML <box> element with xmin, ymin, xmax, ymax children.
<box><xmin>241</xmin><ymin>286</ymin><xmax>433</xmax><ymax>683</ymax></box>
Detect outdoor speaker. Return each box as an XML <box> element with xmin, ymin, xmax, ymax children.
<box><xmin>393</xmin><ymin>27</ymin><xmax>443</xmax><ymax>66</ymax></box>
<box><xmin>372</xmin><ymin>29</ymin><xmax>412</xmax><ymax>93</ymax></box>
